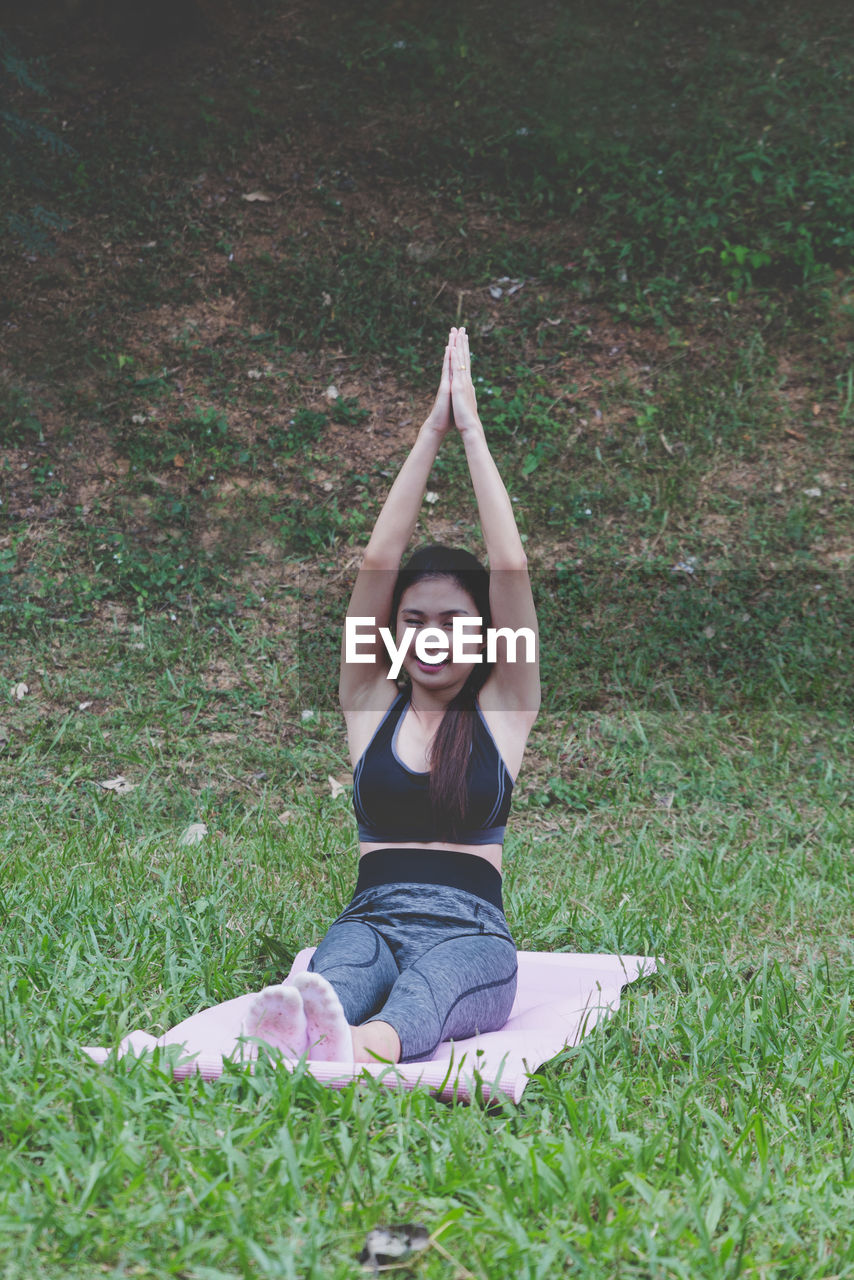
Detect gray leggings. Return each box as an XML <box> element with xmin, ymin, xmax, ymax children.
<box><xmin>307</xmin><ymin>862</ymin><xmax>518</xmax><ymax>1062</ymax></box>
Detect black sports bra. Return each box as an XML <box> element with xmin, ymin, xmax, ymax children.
<box><xmin>352</xmin><ymin>690</ymin><xmax>514</xmax><ymax>845</ymax></box>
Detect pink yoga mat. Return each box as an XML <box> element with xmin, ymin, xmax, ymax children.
<box><xmin>82</xmin><ymin>949</ymin><xmax>656</xmax><ymax>1103</ymax></box>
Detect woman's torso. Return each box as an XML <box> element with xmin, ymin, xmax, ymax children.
<box><xmin>347</xmin><ymin>684</ymin><xmax>532</xmax><ymax>874</ymax></box>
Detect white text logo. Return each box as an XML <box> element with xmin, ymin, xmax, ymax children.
<box><xmin>344</xmin><ymin>616</ymin><xmax>536</xmax><ymax>679</ymax></box>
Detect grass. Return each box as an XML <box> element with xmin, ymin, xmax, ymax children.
<box><xmin>1</xmin><ymin>0</ymin><xmax>853</xmax><ymax>1275</ymax></box>
<box><xmin>1</xmin><ymin>663</ymin><xmax>852</xmax><ymax>1276</ymax></box>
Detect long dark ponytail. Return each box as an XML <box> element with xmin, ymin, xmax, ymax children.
<box><xmin>390</xmin><ymin>545</ymin><xmax>492</xmax><ymax>837</ymax></box>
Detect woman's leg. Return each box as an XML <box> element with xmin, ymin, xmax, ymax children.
<box><xmin>307</xmin><ymin>917</ymin><xmax>399</xmax><ymax>1025</ymax></box>
<box><xmin>246</xmin><ymin>913</ymin><xmax>400</xmax><ymax>1060</ymax></box>
<box><xmin>365</xmin><ymin>932</ymin><xmax>518</xmax><ymax>1062</ymax></box>
<box><xmin>302</xmin><ymin>880</ymin><xmax>517</xmax><ymax>1064</ymax></box>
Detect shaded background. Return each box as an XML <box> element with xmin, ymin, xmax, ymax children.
<box><xmin>1</xmin><ymin>0</ymin><xmax>851</xmax><ymax>713</ymax></box>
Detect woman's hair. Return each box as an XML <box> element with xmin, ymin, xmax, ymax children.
<box><xmin>390</xmin><ymin>545</ymin><xmax>491</xmax><ymax>837</ymax></box>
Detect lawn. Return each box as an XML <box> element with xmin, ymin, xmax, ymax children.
<box><xmin>1</xmin><ymin>1</ymin><xmax>852</xmax><ymax>1276</ymax></box>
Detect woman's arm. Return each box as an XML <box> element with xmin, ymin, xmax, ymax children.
<box><xmin>339</xmin><ymin>333</ymin><xmax>455</xmax><ymax>709</ymax></box>
<box><xmin>451</xmin><ymin>328</ymin><xmax>541</xmax><ymax>714</ymax></box>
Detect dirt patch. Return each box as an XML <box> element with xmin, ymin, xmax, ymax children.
<box><xmin>3</xmin><ymin>0</ymin><xmax>852</xmax><ymax>618</ymax></box>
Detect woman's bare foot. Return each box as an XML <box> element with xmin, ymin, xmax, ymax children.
<box><xmin>242</xmin><ymin>984</ymin><xmax>307</xmax><ymax>1057</ymax></box>
<box><xmin>293</xmin><ymin>972</ymin><xmax>354</xmax><ymax>1063</ymax></box>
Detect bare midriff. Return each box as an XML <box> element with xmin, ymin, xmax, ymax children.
<box><xmin>359</xmin><ymin>840</ymin><xmax>503</xmax><ymax>874</ymax></box>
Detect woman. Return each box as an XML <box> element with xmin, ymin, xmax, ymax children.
<box><xmin>245</xmin><ymin>327</ymin><xmax>540</xmax><ymax>1064</ymax></box>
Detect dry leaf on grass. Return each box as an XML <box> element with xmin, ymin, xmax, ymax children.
<box><xmin>97</xmin><ymin>776</ymin><xmax>137</xmax><ymax>794</ymax></box>
<box><xmin>179</xmin><ymin>822</ymin><xmax>208</xmax><ymax>847</ymax></box>
<box><xmin>328</xmin><ymin>776</ymin><xmax>349</xmax><ymax>800</ymax></box>
<box><xmin>359</xmin><ymin>1225</ymin><xmax>430</xmax><ymax>1269</ymax></box>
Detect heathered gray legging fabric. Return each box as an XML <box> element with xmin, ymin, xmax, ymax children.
<box><xmin>307</xmin><ymin>881</ymin><xmax>518</xmax><ymax>1062</ymax></box>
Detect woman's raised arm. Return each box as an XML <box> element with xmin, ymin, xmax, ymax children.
<box><xmin>338</xmin><ymin>333</ymin><xmax>455</xmax><ymax>709</ymax></box>
<box><xmin>450</xmin><ymin>328</ymin><xmax>541</xmax><ymax>715</ymax></box>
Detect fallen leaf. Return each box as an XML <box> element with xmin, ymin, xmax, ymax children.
<box><xmin>98</xmin><ymin>776</ymin><xmax>137</xmax><ymax>794</ymax></box>
<box><xmin>242</xmin><ymin>191</ymin><xmax>273</xmax><ymax>202</ymax></box>
<box><xmin>328</xmin><ymin>775</ymin><xmax>349</xmax><ymax>799</ymax></box>
<box><xmin>179</xmin><ymin>822</ymin><xmax>208</xmax><ymax>847</ymax></box>
<box><xmin>13</xmin><ymin>682</ymin><xmax>29</xmax><ymax>701</ymax></box>
<box><xmin>276</xmin><ymin>810</ymin><xmax>293</xmax><ymax>825</ymax></box>
<box><xmin>78</xmin><ymin>701</ymin><xmax>93</xmax><ymax>711</ymax></box>
<box><xmin>173</xmin><ymin>455</ymin><xmax>185</xmax><ymax>468</ymax></box>
<box><xmin>812</xmin><ymin>403</ymin><xmax>821</xmax><ymax>416</ymax></box>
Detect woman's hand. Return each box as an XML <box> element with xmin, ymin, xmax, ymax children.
<box><xmin>450</xmin><ymin>327</ymin><xmax>483</xmax><ymax>437</ymax></box>
<box><xmin>422</xmin><ymin>330</ymin><xmax>456</xmax><ymax>437</ymax></box>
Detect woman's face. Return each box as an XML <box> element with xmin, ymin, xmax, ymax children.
<box><xmin>395</xmin><ymin>576</ymin><xmax>484</xmax><ymax>693</ymax></box>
